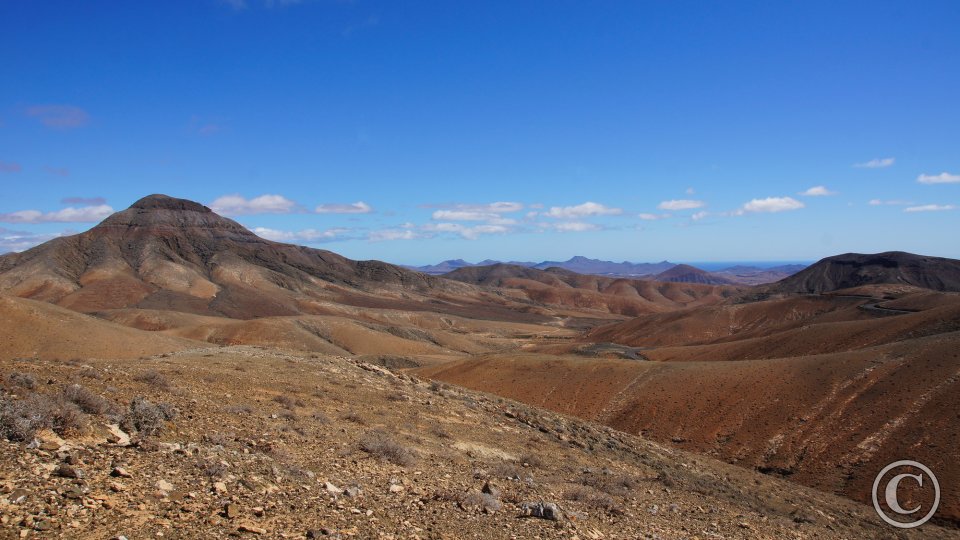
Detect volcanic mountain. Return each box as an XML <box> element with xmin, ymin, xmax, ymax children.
<box><xmin>769</xmin><ymin>251</ymin><xmax>960</xmax><ymax>293</ymax></box>
<box><xmin>0</xmin><ymin>194</ymin><xmax>490</xmax><ymax>320</ymax></box>
<box><xmin>443</xmin><ymin>263</ymin><xmax>741</xmax><ymax>316</ymax></box>
<box><xmin>652</xmin><ymin>263</ymin><xmax>734</xmax><ymax>285</ymax></box>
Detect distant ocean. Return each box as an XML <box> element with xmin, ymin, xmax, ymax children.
<box><xmin>679</xmin><ymin>261</ymin><xmax>813</xmax><ymax>271</ymax></box>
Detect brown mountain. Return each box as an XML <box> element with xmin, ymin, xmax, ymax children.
<box><xmin>652</xmin><ymin>263</ymin><xmax>734</xmax><ymax>285</ymax></box>
<box><xmin>769</xmin><ymin>251</ymin><xmax>960</xmax><ymax>293</ymax></box>
<box><xmin>444</xmin><ymin>263</ymin><xmax>741</xmax><ymax>316</ymax></box>
<box><xmin>0</xmin><ymin>194</ymin><xmax>483</xmax><ymax>319</ymax></box>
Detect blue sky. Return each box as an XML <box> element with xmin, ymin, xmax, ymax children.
<box><xmin>1</xmin><ymin>1</ymin><xmax>958</xmax><ymax>265</ymax></box>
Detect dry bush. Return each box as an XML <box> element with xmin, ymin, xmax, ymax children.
<box><xmin>134</xmin><ymin>370</ymin><xmax>171</xmax><ymax>390</ymax></box>
<box><xmin>579</xmin><ymin>469</ymin><xmax>641</xmax><ymax>496</ymax></box>
<box><xmin>430</xmin><ymin>424</ymin><xmax>452</xmax><ymax>439</ymax></box>
<box><xmin>459</xmin><ymin>490</ymin><xmax>502</xmax><ymax>513</ymax></box>
<box><xmin>518</xmin><ymin>452</ymin><xmax>543</xmax><ymax>468</ymax></box>
<box><xmin>341</xmin><ymin>411</ymin><xmax>365</xmax><ymax>424</ymax></box>
<box><xmin>7</xmin><ymin>372</ymin><xmax>37</xmax><ymax>390</ymax></box>
<box><xmin>273</xmin><ymin>394</ymin><xmax>304</xmax><ymax>409</ymax></box>
<box><xmin>311</xmin><ymin>411</ymin><xmax>331</xmax><ymax>424</ymax></box>
<box><xmin>0</xmin><ymin>393</ymin><xmax>87</xmax><ymax>441</ymax></box>
<box><xmin>77</xmin><ymin>367</ymin><xmax>101</xmax><ymax>380</ymax></box>
<box><xmin>360</xmin><ymin>429</ymin><xmax>417</xmax><ymax>467</ymax></box>
<box><xmin>225</xmin><ymin>404</ymin><xmax>253</xmax><ymax>415</ymax></box>
<box><xmin>121</xmin><ymin>396</ymin><xmax>176</xmax><ymax>437</ymax></box>
<box><xmin>61</xmin><ymin>384</ymin><xmax>116</xmax><ymax>415</ymax></box>
<box><xmin>564</xmin><ymin>486</ymin><xmax>618</xmax><ymax>513</ymax></box>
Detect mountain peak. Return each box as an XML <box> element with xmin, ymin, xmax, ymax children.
<box><xmin>129</xmin><ymin>194</ymin><xmax>212</xmax><ymax>213</ymax></box>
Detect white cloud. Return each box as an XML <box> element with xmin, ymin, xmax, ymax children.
<box><xmin>544</xmin><ymin>202</ymin><xmax>622</xmax><ymax>219</ymax></box>
<box><xmin>0</xmin><ymin>228</ymin><xmax>69</xmax><ymax>253</ymax></box>
<box><xmin>547</xmin><ymin>221</ymin><xmax>600</xmax><ymax>232</ymax></box>
<box><xmin>740</xmin><ymin>197</ymin><xmax>805</xmax><ymax>214</ymax></box>
<box><xmin>315</xmin><ymin>201</ymin><xmax>372</xmax><ymax>214</ymax></box>
<box><xmin>854</xmin><ymin>157</ymin><xmax>895</xmax><ymax>169</ymax></box>
<box><xmin>25</xmin><ymin>104</ymin><xmax>90</xmax><ymax>129</ymax></box>
<box><xmin>638</xmin><ymin>213</ymin><xmax>671</xmax><ymax>221</ymax></box>
<box><xmin>422</xmin><ymin>222</ymin><xmax>510</xmax><ymax>240</ymax></box>
<box><xmin>657</xmin><ymin>199</ymin><xmax>705</xmax><ymax>211</ymax></box>
<box><xmin>252</xmin><ymin>227</ymin><xmax>350</xmax><ymax>243</ymax></box>
<box><xmin>799</xmin><ymin>185</ymin><xmax>836</xmax><ymax>196</ymax></box>
<box><xmin>904</xmin><ymin>204</ymin><xmax>956</xmax><ymax>213</ymax></box>
<box><xmin>210</xmin><ymin>194</ymin><xmax>298</xmax><ymax>215</ymax></box>
<box><xmin>0</xmin><ymin>205</ymin><xmax>114</xmax><ymax>224</ymax></box>
<box><xmin>369</xmin><ymin>229</ymin><xmax>420</xmax><ymax>241</ymax></box>
<box><xmin>869</xmin><ymin>199</ymin><xmax>913</xmax><ymax>206</ymax></box>
<box><xmin>432</xmin><ymin>210</ymin><xmax>499</xmax><ymax>221</ymax></box>
<box><xmin>691</xmin><ymin>211</ymin><xmax>709</xmax><ymax>221</ymax></box>
<box><xmin>917</xmin><ymin>172</ymin><xmax>960</xmax><ymax>185</ymax></box>
<box><xmin>685</xmin><ymin>187</ymin><xmax>695</xmax><ymax>195</ymax></box>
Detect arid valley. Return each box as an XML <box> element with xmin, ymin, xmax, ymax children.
<box><xmin>1</xmin><ymin>195</ymin><xmax>958</xmax><ymax>538</ymax></box>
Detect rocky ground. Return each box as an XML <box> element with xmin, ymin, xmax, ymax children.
<box><xmin>1</xmin><ymin>347</ymin><xmax>956</xmax><ymax>539</ymax></box>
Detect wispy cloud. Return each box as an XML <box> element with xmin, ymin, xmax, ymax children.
<box><xmin>691</xmin><ymin>211</ymin><xmax>709</xmax><ymax>221</ymax></box>
<box><xmin>799</xmin><ymin>185</ymin><xmax>836</xmax><ymax>196</ymax></box>
<box><xmin>638</xmin><ymin>213</ymin><xmax>671</xmax><ymax>221</ymax></box>
<box><xmin>26</xmin><ymin>105</ymin><xmax>90</xmax><ymax>129</ymax></box>
<box><xmin>868</xmin><ymin>199</ymin><xmax>913</xmax><ymax>206</ymax></box>
<box><xmin>543</xmin><ymin>202</ymin><xmax>621</xmax><ymax>219</ymax></box>
<box><xmin>422</xmin><ymin>222</ymin><xmax>509</xmax><ymax>240</ymax></box>
<box><xmin>253</xmin><ymin>226</ymin><xmax>352</xmax><ymax>243</ymax></box>
<box><xmin>0</xmin><ymin>205</ymin><xmax>113</xmax><ymax>224</ymax></box>
<box><xmin>209</xmin><ymin>194</ymin><xmax>299</xmax><ymax>215</ymax></box>
<box><xmin>369</xmin><ymin>228</ymin><xmax>420</xmax><ymax>241</ymax></box>
<box><xmin>854</xmin><ymin>157</ymin><xmax>895</xmax><ymax>169</ymax></box>
<box><xmin>903</xmin><ymin>204</ymin><xmax>956</xmax><ymax>213</ymax></box>
<box><xmin>738</xmin><ymin>196</ymin><xmax>805</xmax><ymax>214</ymax></box>
<box><xmin>657</xmin><ymin>199</ymin><xmax>705</xmax><ymax>211</ymax></box>
<box><xmin>43</xmin><ymin>166</ymin><xmax>70</xmax><ymax>177</ymax></box>
<box><xmin>0</xmin><ymin>228</ymin><xmax>69</xmax><ymax>253</ymax></box>
<box><xmin>917</xmin><ymin>172</ymin><xmax>960</xmax><ymax>185</ymax></box>
<box><xmin>61</xmin><ymin>196</ymin><xmax>106</xmax><ymax>205</ymax></box>
<box><xmin>538</xmin><ymin>221</ymin><xmax>600</xmax><ymax>232</ymax></box>
<box><xmin>0</xmin><ymin>161</ymin><xmax>21</xmax><ymax>173</ymax></box>
<box><xmin>315</xmin><ymin>201</ymin><xmax>373</xmax><ymax>214</ymax></box>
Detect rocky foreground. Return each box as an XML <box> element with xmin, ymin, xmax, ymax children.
<box><xmin>1</xmin><ymin>347</ymin><xmax>956</xmax><ymax>539</ymax></box>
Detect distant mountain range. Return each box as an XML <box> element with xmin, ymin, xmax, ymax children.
<box><xmin>406</xmin><ymin>256</ymin><xmax>808</xmax><ymax>285</ymax></box>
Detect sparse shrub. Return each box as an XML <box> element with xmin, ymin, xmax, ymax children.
<box><xmin>61</xmin><ymin>384</ymin><xmax>116</xmax><ymax>415</ymax></box>
<box><xmin>7</xmin><ymin>372</ymin><xmax>37</xmax><ymax>390</ymax></box>
<box><xmin>341</xmin><ymin>411</ymin><xmax>365</xmax><ymax>424</ymax></box>
<box><xmin>134</xmin><ymin>370</ymin><xmax>171</xmax><ymax>390</ymax></box>
<box><xmin>121</xmin><ymin>396</ymin><xmax>176</xmax><ymax>437</ymax></box>
<box><xmin>386</xmin><ymin>391</ymin><xmax>407</xmax><ymax>402</ymax></box>
<box><xmin>226</xmin><ymin>404</ymin><xmax>253</xmax><ymax>415</ymax></box>
<box><xmin>272</xmin><ymin>394</ymin><xmax>303</xmax><ymax>409</ymax></box>
<box><xmin>0</xmin><ymin>393</ymin><xmax>87</xmax><ymax>441</ymax></box>
<box><xmin>518</xmin><ymin>453</ymin><xmax>543</xmax><ymax>468</ymax></box>
<box><xmin>579</xmin><ymin>470</ymin><xmax>640</xmax><ymax>496</ymax></box>
<box><xmin>564</xmin><ymin>486</ymin><xmax>618</xmax><ymax>513</ymax></box>
<box><xmin>78</xmin><ymin>367</ymin><xmax>101</xmax><ymax>380</ymax></box>
<box><xmin>311</xmin><ymin>411</ymin><xmax>331</xmax><ymax>424</ymax></box>
<box><xmin>199</xmin><ymin>459</ymin><xmax>228</xmax><ymax>478</ymax></box>
<box><xmin>459</xmin><ymin>490</ymin><xmax>502</xmax><ymax>513</ymax></box>
<box><xmin>430</xmin><ymin>424</ymin><xmax>452</xmax><ymax>439</ymax></box>
<box><xmin>360</xmin><ymin>429</ymin><xmax>416</xmax><ymax>466</ymax></box>
<box><xmin>429</xmin><ymin>380</ymin><xmax>447</xmax><ymax>393</ymax></box>
<box><xmin>279</xmin><ymin>410</ymin><xmax>298</xmax><ymax>421</ymax></box>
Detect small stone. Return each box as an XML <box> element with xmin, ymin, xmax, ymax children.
<box><xmin>156</xmin><ymin>480</ymin><xmax>174</xmax><ymax>492</ymax></box>
<box><xmin>324</xmin><ymin>482</ymin><xmax>343</xmax><ymax>496</ymax></box>
<box><xmin>56</xmin><ymin>464</ymin><xmax>84</xmax><ymax>479</ymax></box>
<box><xmin>62</xmin><ymin>485</ymin><xmax>84</xmax><ymax>499</ymax></box>
<box><xmin>388</xmin><ymin>484</ymin><xmax>404</xmax><ymax>494</ymax></box>
<box><xmin>111</xmin><ymin>467</ymin><xmax>132</xmax><ymax>478</ymax></box>
<box><xmin>106</xmin><ymin>424</ymin><xmax>131</xmax><ymax>446</ymax></box>
<box><xmin>8</xmin><ymin>488</ymin><xmax>29</xmax><ymax>504</ymax></box>
<box><xmin>481</xmin><ymin>481</ymin><xmax>500</xmax><ymax>499</ymax></box>
<box><xmin>213</xmin><ymin>481</ymin><xmax>228</xmax><ymax>494</ymax></box>
<box><xmin>238</xmin><ymin>524</ymin><xmax>267</xmax><ymax>534</ymax></box>
<box><xmin>224</xmin><ymin>503</ymin><xmax>240</xmax><ymax>519</ymax></box>
<box><xmin>343</xmin><ymin>486</ymin><xmax>361</xmax><ymax>498</ymax></box>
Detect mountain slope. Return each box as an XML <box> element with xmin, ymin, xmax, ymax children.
<box><xmin>0</xmin><ymin>194</ymin><xmax>488</xmax><ymax>319</ymax></box>
<box><xmin>653</xmin><ymin>264</ymin><xmax>734</xmax><ymax>285</ymax></box>
<box><xmin>770</xmin><ymin>251</ymin><xmax>960</xmax><ymax>293</ymax></box>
